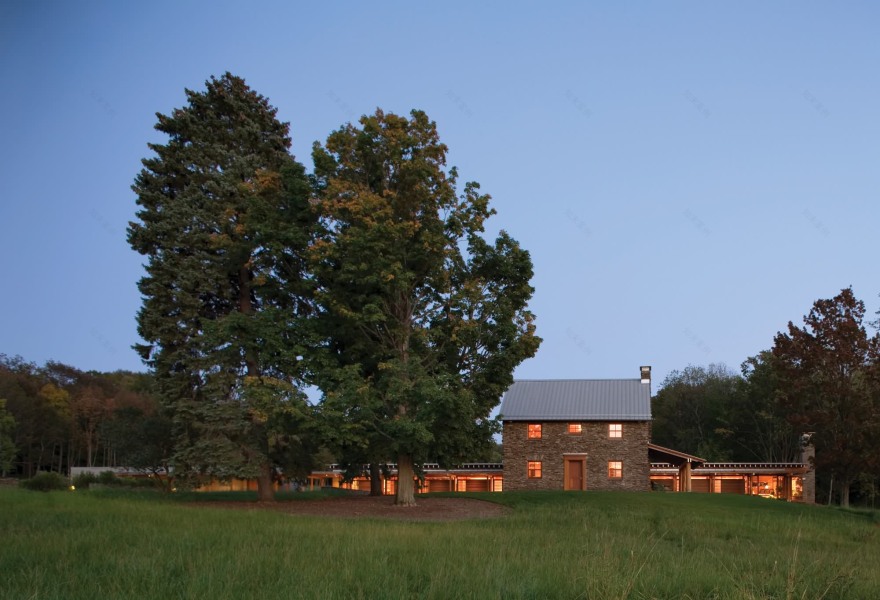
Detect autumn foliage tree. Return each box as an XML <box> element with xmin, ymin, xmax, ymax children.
<box><xmin>772</xmin><ymin>287</ymin><xmax>880</xmax><ymax>506</ymax></box>
<box><xmin>310</xmin><ymin>109</ymin><xmax>540</xmax><ymax>505</ymax></box>
<box><xmin>128</xmin><ymin>73</ymin><xmax>316</xmax><ymax>500</ymax></box>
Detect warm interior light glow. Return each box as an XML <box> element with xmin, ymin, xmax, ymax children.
<box><xmin>609</xmin><ymin>423</ymin><xmax>622</xmax><ymax>438</ymax></box>
<box><xmin>568</xmin><ymin>423</ymin><xmax>582</xmax><ymax>434</ymax></box>
<box><xmin>527</xmin><ymin>423</ymin><xmax>542</xmax><ymax>439</ymax></box>
<box><xmin>608</xmin><ymin>461</ymin><xmax>622</xmax><ymax>478</ymax></box>
<box><xmin>528</xmin><ymin>461</ymin><xmax>542</xmax><ymax>478</ymax></box>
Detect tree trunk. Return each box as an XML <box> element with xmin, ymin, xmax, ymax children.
<box><xmin>240</xmin><ymin>265</ymin><xmax>277</xmax><ymax>504</ymax></box>
<box><xmin>839</xmin><ymin>478</ymin><xmax>851</xmax><ymax>507</ymax></box>
<box><xmin>369</xmin><ymin>463</ymin><xmax>384</xmax><ymax>496</ymax></box>
<box><xmin>86</xmin><ymin>433</ymin><xmax>94</xmax><ymax>467</ymax></box>
<box><xmin>256</xmin><ymin>460</ymin><xmax>274</xmax><ymax>502</ymax></box>
<box><xmin>396</xmin><ymin>453</ymin><xmax>416</xmax><ymax>506</ymax></box>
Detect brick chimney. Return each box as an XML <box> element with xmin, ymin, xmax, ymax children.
<box><xmin>640</xmin><ymin>365</ymin><xmax>651</xmax><ymax>384</ymax></box>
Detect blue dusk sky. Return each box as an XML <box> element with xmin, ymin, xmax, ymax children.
<box><xmin>1</xmin><ymin>1</ymin><xmax>878</xmax><ymax>389</ymax></box>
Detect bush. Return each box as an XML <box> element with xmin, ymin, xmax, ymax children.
<box><xmin>72</xmin><ymin>471</ymin><xmax>161</xmax><ymax>490</ymax></box>
<box><xmin>72</xmin><ymin>471</ymin><xmax>121</xmax><ymax>489</ymax></box>
<box><xmin>138</xmin><ymin>477</ymin><xmax>160</xmax><ymax>488</ymax></box>
<box><xmin>20</xmin><ymin>472</ymin><xmax>68</xmax><ymax>492</ymax></box>
<box><xmin>97</xmin><ymin>470</ymin><xmax>120</xmax><ymax>485</ymax></box>
<box><xmin>119</xmin><ymin>476</ymin><xmax>159</xmax><ymax>489</ymax></box>
<box><xmin>72</xmin><ymin>472</ymin><xmax>99</xmax><ymax>489</ymax></box>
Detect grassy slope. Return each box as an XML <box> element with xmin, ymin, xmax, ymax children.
<box><xmin>1</xmin><ymin>488</ymin><xmax>877</xmax><ymax>599</ymax></box>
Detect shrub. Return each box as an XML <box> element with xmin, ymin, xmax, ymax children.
<box><xmin>20</xmin><ymin>472</ymin><xmax>68</xmax><ymax>492</ymax></box>
<box><xmin>97</xmin><ymin>470</ymin><xmax>121</xmax><ymax>485</ymax></box>
<box><xmin>72</xmin><ymin>471</ymin><xmax>123</xmax><ymax>489</ymax></box>
<box><xmin>119</xmin><ymin>476</ymin><xmax>159</xmax><ymax>489</ymax></box>
<box><xmin>72</xmin><ymin>472</ymin><xmax>99</xmax><ymax>489</ymax></box>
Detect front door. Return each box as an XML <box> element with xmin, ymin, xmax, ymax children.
<box><xmin>564</xmin><ymin>458</ymin><xmax>585</xmax><ymax>491</ymax></box>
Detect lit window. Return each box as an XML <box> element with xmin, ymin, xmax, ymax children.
<box><xmin>608</xmin><ymin>461</ymin><xmax>622</xmax><ymax>478</ymax></box>
<box><xmin>568</xmin><ymin>423</ymin><xmax>582</xmax><ymax>434</ymax></box>
<box><xmin>527</xmin><ymin>424</ymin><xmax>542</xmax><ymax>439</ymax></box>
<box><xmin>609</xmin><ymin>423</ymin><xmax>622</xmax><ymax>438</ymax></box>
<box><xmin>528</xmin><ymin>461</ymin><xmax>542</xmax><ymax>478</ymax></box>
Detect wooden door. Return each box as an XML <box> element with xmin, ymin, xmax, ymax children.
<box><xmin>565</xmin><ymin>459</ymin><xmax>585</xmax><ymax>490</ymax></box>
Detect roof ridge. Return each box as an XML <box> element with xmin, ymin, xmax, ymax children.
<box><xmin>513</xmin><ymin>378</ymin><xmax>643</xmax><ymax>382</ymax></box>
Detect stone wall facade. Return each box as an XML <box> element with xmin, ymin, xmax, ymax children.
<box><xmin>800</xmin><ymin>442</ymin><xmax>816</xmax><ymax>504</ymax></box>
<box><xmin>502</xmin><ymin>420</ymin><xmax>650</xmax><ymax>492</ymax></box>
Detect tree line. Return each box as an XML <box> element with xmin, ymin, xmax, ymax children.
<box><xmin>652</xmin><ymin>287</ymin><xmax>880</xmax><ymax>507</ymax></box>
<box><xmin>0</xmin><ymin>356</ymin><xmax>169</xmax><ymax>481</ymax></box>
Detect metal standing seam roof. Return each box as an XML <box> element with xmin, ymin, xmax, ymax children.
<box><xmin>498</xmin><ymin>379</ymin><xmax>652</xmax><ymax>421</ymax></box>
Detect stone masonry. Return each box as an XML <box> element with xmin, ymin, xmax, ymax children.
<box><xmin>503</xmin><ymin>420</ymin><xmax>650</xmax><ymax>492</ymax></box>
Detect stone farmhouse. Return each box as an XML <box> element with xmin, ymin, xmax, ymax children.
<box><xmin>499</xmin><ymin>372</ymin><xmax>652</xmax><ymax>492</ymax></box>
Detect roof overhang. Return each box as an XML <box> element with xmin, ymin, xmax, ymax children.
<box><xmin>648</xmin><ymin>443</ymin><xmax>706</xmax><ymax>466</ymax></box>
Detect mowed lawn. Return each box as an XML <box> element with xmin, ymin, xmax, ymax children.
<box><xmin>2</xmin><ymin>488</ymin><xmax>878</xmax><ymax>599</ymax></box>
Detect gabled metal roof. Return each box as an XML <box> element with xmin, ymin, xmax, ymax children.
<box><xmin>498</xmin><ymin>379</ymin><xmax>652</xmax><ymax>421</ymax></box>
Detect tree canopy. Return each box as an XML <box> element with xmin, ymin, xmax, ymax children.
<box><xmin>772</xmin><ymin>287</ymin><xmax>880</xmax><ymax>506</ymax></box>
<box><xmin>651</xmin><ymin>358</ymin><xmax>802</xmax><ymax>464</ymax></box>
<box><xmin>651</xmin><ymin>363</ymin><xmax>741</xmax><ymax>460</ymax></box>
<box><xmin>309</xmin><ymin>109</ymin><xmax>541</xmax><ymax>505</ymax></box>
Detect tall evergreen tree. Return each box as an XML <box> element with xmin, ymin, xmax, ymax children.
<box><xmin>772</xmin><ymin>287</ymin><xmax>880</xmax><ymax>507</ymax></box>
<box><xmin>310</xmin><ymin>109</ymin><xmax>540</xmax><ymax>505</ymax></box>
<box><xmin>128</xmin><ymin>73</ymin><xmax>316</xmax><ymax>500</ymax></box>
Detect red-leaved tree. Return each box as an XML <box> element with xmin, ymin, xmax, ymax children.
<box><xmin>772</xmin><ymin>287</ymin><xmax>880</xmax><ymax>506</ymax></box>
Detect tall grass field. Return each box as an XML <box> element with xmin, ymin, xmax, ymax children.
<box><xmin>2</xmin><ymin>487</ymin><xmax>878</xmax><ymax>599</ymax></box>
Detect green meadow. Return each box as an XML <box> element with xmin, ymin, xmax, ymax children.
<box><xmin>2</xmin><ymin>488</ymin><xmax>878</xmax><ymax>599</ymax></box>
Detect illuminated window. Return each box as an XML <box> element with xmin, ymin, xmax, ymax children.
<box><xmin>608</xmin><ymin>461</ymin><xmax>622</xmax><ymax>478</ymax></box>
<box><xmin>609</xmin><ymin>423</ymin><xmax>622</xmax><ymax>438</ymax></box>
<box><xmin>527</xmin><ymin>423</ymin><xmax>542</xmax><ymax>439</ymax></box>
<box><xmin>568</xmin><ymin>423</ymin><xmax>582</xmax><ymax>434</ymax></box>
<box><xmin>527</xmin><ymin>461</ymin><xmax>542</xmax><ymax>478</ymax></box>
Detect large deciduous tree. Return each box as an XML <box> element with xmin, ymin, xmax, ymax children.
<box><xmin>772</xmin><ymin>287</ymin><xmax>880</xmax><ymax>507</ymax></box>
<box><xmin>310</xmin><ymin>109</ymin><xmax>540</xmax><ymax>505</ymax></box>
<box><xmin>128</xmin><ymin>73</ymin><xmax>316</xmax><ymax>500</ymax></box>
